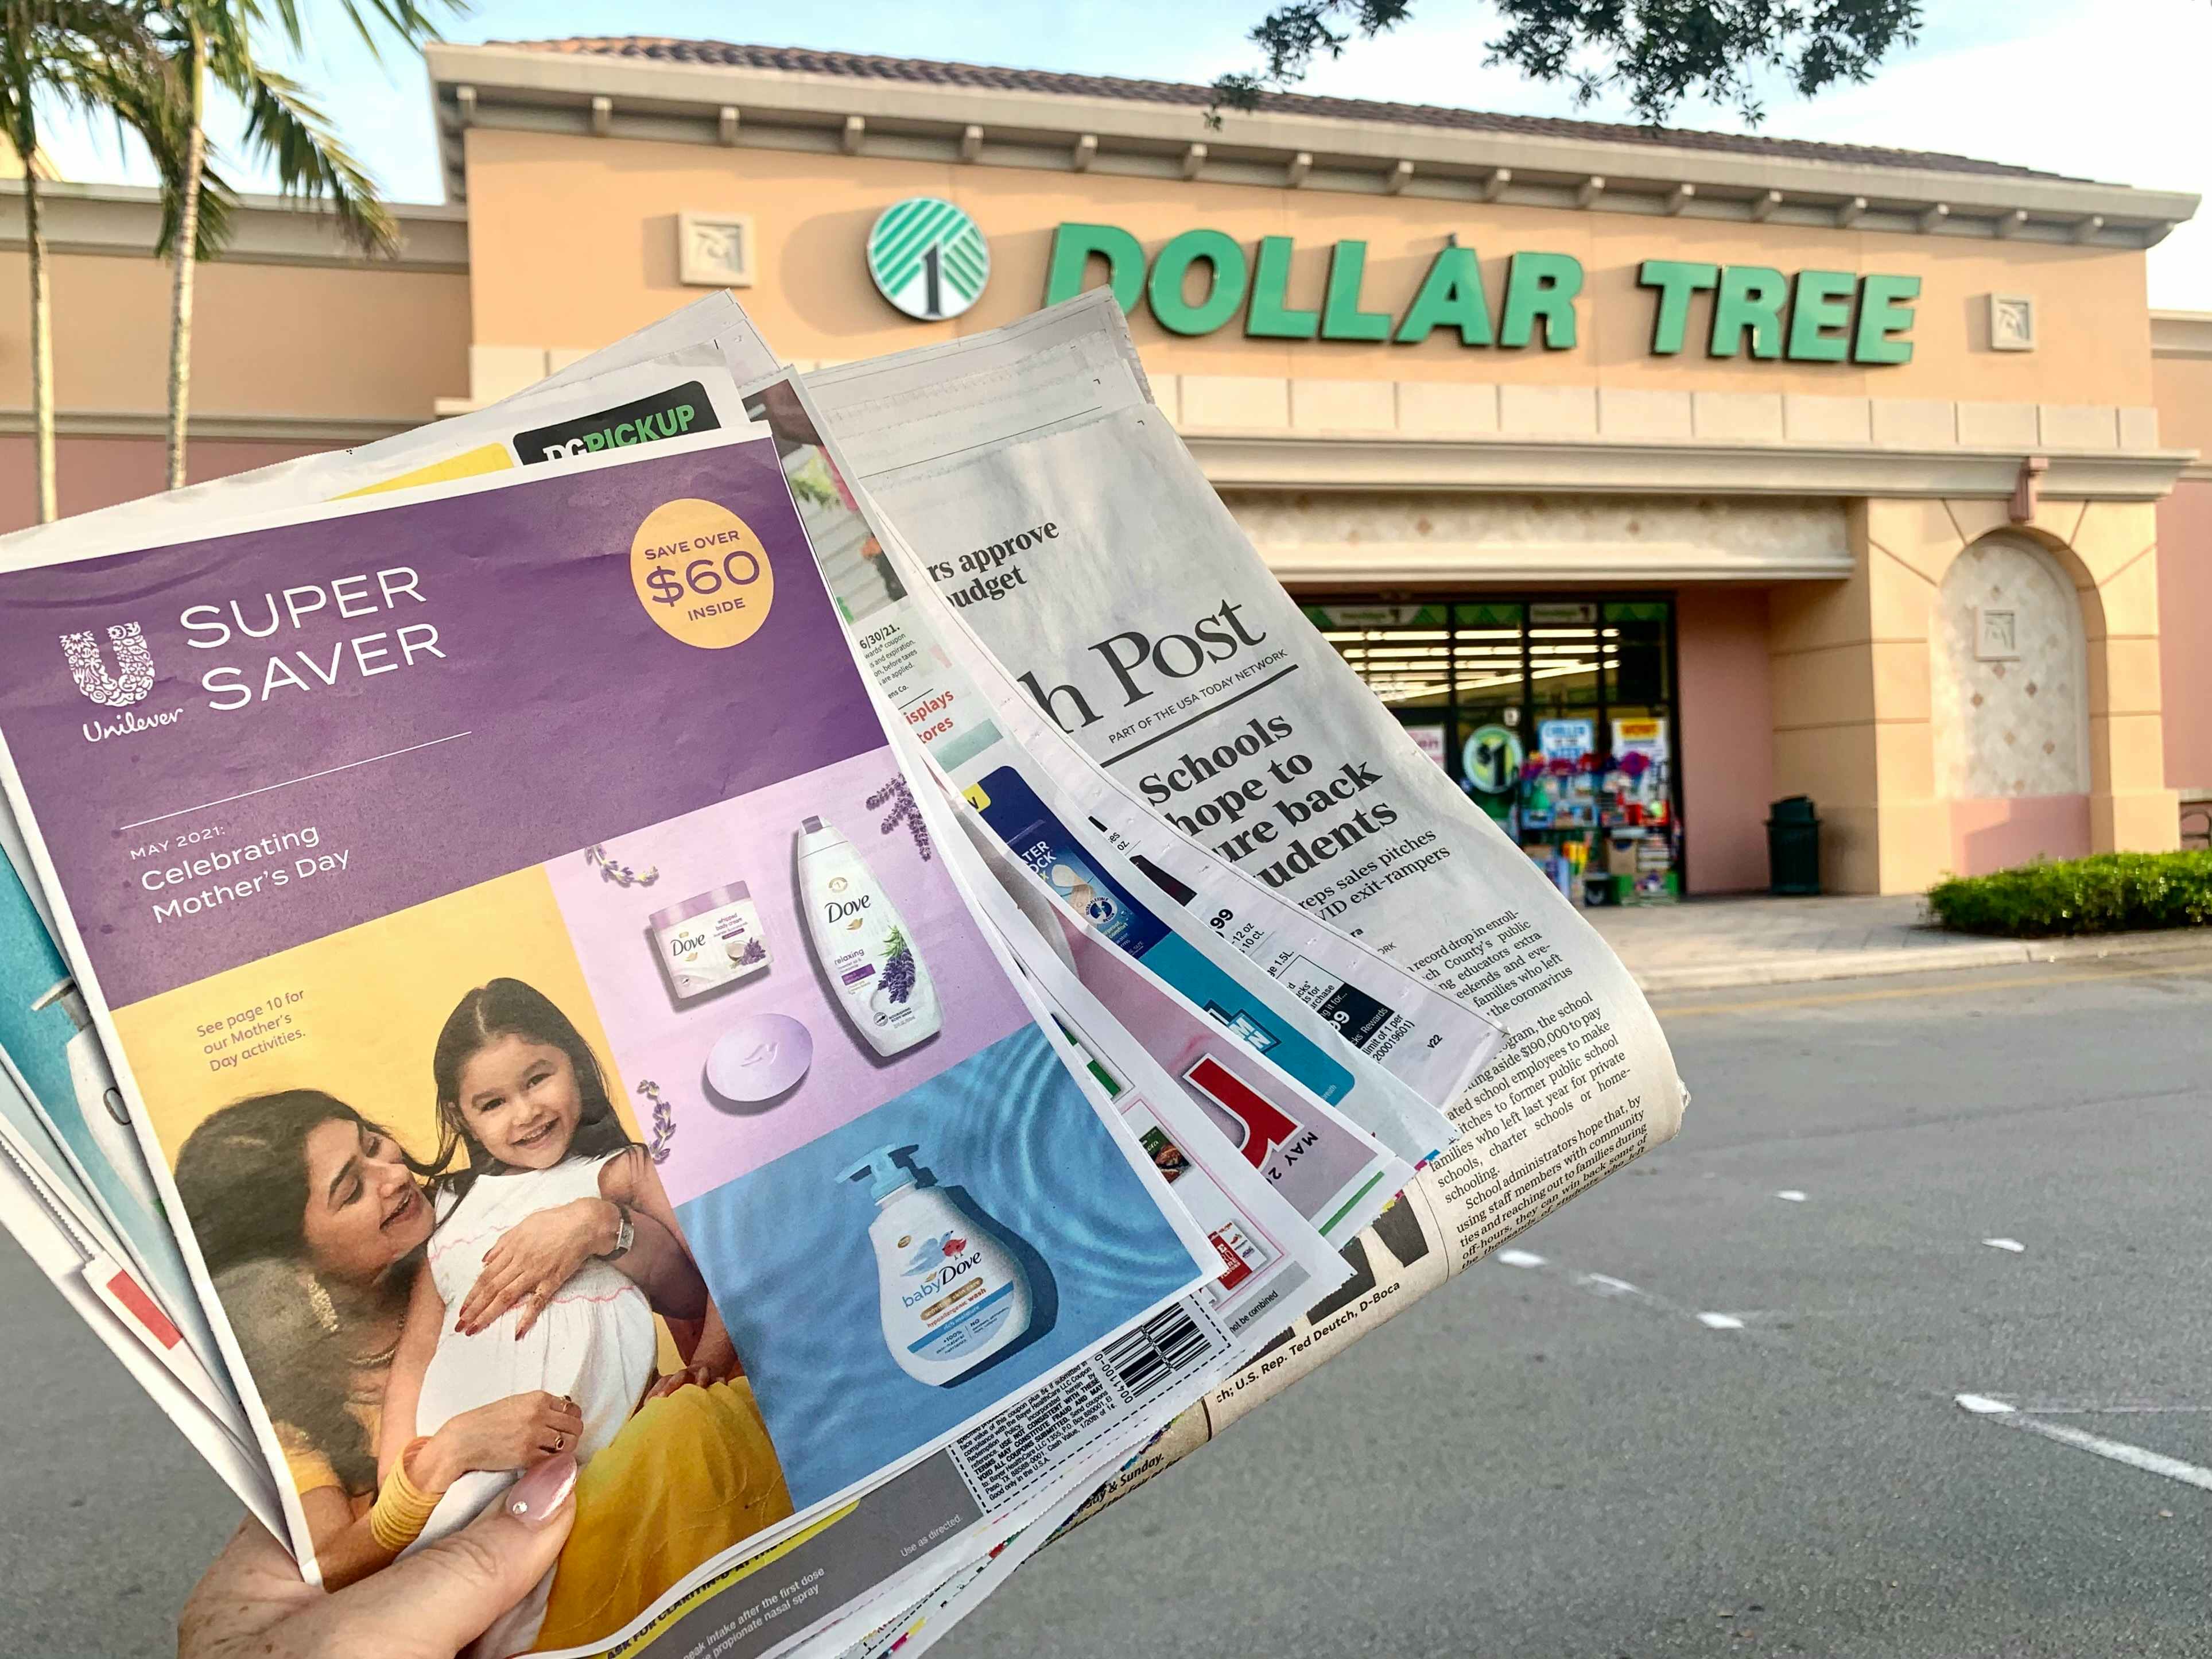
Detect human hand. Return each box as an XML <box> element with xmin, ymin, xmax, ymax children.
<box><xmin>419</xmin><ymin>1391</ymin><xmax>584</xmax><ymax>1490</ymax></box>
<box><xmin>639</xmin><ymin>1364</ymin><xmax>716</xmax><ymax>1407</ymax></box>
<box><xmin>455</xmin><ymin>1199</ymin><xmax>616</xmax><ymax>1338</ymax></box>
<box><xmin>179</xmin><ymin>1452</ymin><xmax>577</xmax><ymax>1659</ymax></box>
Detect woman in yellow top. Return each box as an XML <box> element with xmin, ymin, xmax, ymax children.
<box><xmin>174</xmin><ymin>1088</ymin><xmax>793</xmax><ymax>1647</ymax></box>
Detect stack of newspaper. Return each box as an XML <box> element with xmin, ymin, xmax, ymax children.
<box><xmin>0</xmin><ymin>290</ymin><xmax>1684</xmax><ymax>1659</ymax></box>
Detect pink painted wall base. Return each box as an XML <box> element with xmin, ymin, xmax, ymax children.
<box><xmin>1947</xmin><ymin>794</ymin><xmax>2091</xmax><ymax>878</ymax></box>
<box><xmin>0</xmin><ymin>433</ymin><xmax>339</xmax><ymax>533</ymax></box>
<box><xmin>2159</xmin><ymin>478</ymin><xmax>2212</xmax><ymax>796</ymax></box>
<box><xmin>1677</xmin><ymin>586</ymin><xmax>1776</xmax><ymax>894</ymax></box>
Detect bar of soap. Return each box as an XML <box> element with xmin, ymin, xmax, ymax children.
<box><xmin>705</xmin><ymin>1014</ymin><xmax>813</xmax><ymax>1102</ymax></box>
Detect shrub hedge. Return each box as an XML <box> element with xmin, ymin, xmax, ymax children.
<box><xmin>1926</xmin><ymin>851</ymin><xmax>2212</xmax><ymax>937</ymax></box>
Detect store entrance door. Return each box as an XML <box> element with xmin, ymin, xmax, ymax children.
<box><xmin>1307</xmin><ymin>594</ymin><xmax>1682</xmax><ymax>905</ymax></box>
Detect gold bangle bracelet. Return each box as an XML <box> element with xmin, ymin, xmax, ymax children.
<box><xmin>367</xmin><ymin>1436</ymin><xmax>441</xmax><ymax>1553</ymax></box>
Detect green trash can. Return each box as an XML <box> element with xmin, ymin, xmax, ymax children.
<box><xmin>1766</xmin><ymin>796</ymin><xmax>1821</xmax><ymax>895</ymax></box>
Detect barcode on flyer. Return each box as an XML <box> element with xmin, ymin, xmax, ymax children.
<box><xmin>1100</xmin><ymin>1304</ymin><xmax>1214</xmax><ymax>1402</ymax></box>
<box><xmin>946</xmin><ymin>1301</ymin><xmax>1228</xmax><ymax>1511</ymax></box>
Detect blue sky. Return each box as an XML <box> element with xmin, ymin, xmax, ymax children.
<box><xmin>39</xmin><ymin>0</ymin><xmax>2212</xmax><ymax>308</ymax></box>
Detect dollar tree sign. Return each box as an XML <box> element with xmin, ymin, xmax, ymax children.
<box><xmin>868</xmin><ymin>197</ymin><xmax>990</xmax><ymax>322</ymax></box>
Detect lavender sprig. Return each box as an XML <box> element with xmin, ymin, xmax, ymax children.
<box><xmin>636</xmin><ymin>1079</ymin><xmax>676</xmax><ymax>1164</ymax></box>
<box><xmin>586</xmin><ymin>844</ymin><xmax>659</xmax><ymax>888</ymax></box>
<box><xmin>866</xmin><ymin>774</ymin><xmax>932</xmax><ymax>862</ymax></box>
<box><xmin>879</xmin><ymin>927</ymin><xmax>917</xmax><ymax>1005</ymax></box>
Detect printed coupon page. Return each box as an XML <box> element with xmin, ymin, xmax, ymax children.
<box><xmin>0</xmin><ymin>425</ymin><xmax>1216</xmax><ymax>1656</ymax></box>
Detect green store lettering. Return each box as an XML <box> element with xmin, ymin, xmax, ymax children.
<box><xmin>1041</xmin><ymin>223</ymin><xmax>1916</xmax><ymax>363</ymax></box>
<box><xmin>1637</xmin><ymin>259</ymin><xmax>1919</xmax><ymax>365</ymax></box>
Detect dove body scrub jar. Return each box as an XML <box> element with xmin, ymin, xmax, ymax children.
<box><xmin>650</xmin><ymin>882</ymin><xmax>771</xmax><ymax>1000</ymax></box>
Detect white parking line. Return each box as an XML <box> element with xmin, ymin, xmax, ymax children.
<box><xmin>1775</xmin><ymin>1190</ymin><xmax>1807</xmax><ymax>1202</ymax></box>
<box><xmin>1575</xmin><ymin>1272</ymin><xmax>1642</xmax><ymax>1298</ymax></box>
<box><xmin>1491</xmin><ymin>1253</ymin><xmax>1761</xmax><ymax>1334</ymax></box>
<box><xmin>2016</xmin><ymin>1404</ymin><xmax>2212</xmax><ymax>1415</ymax></box>
<box><xmin>1955</xmin><ymin>1395</ymin><xmax>2212</xmax><ymax>1492</ymax></box>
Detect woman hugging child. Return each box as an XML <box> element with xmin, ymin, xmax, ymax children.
<box><xmin>379</xmin><ymin>978</ymin><xmax>735</xmax><ymax>1555</ymax></box>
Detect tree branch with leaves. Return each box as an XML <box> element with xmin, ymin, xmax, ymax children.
<box><xmin>1212</xmin><ymin>1</ymin><xmax>1921</xmax><ymax>129</ymax></box>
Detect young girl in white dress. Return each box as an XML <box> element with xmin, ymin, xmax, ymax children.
<box><xmin>378</xmin><ymin>978</ymin><xmax>717</xmax><ymax>1564</ymax></box>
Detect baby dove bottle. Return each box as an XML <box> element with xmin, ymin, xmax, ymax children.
<box><xmin>797</xmin><ymin>816</ymin><xmax>941</xmax><ymax>1056</ymax></box>
<box><xmin>843</xmin><ymin>1145</ymin><xmax>1031</xmax><ymax>1386</ymax></box>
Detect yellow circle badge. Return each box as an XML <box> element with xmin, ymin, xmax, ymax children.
<box><xmin>630</xmin><ymin>498</ymin><xmax>775</xmax><ymax>649</ymax></box>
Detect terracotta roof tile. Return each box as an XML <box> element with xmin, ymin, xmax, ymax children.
<box><xmin>492</xmin><ymin>36</ymin><xmax>2071</xmax><ymax>183</ymax></box>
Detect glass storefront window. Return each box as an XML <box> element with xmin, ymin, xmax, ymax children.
<box><xmin>1306</xmin><ymin>595</ymin><xmax>1675</xmax><ymax>783</ymax></box>
<box><xmin>1526</xmin><ymin>600</ymin><xmax>1605</xmax><ymax>727</ymax></box>
<box><xmin>1321</xmin><ymin>602</ymin><xmax>1453</xmax><ymax>714</ymax></box>
<box><xmin>1604</xmin><ymin>600</ymin><xmax>1671</xmax><ymax>711</ymax></box>
<box><xmin>1438</xmin><ymin>601</ymin><xmax>1524</xmax><ymax>789</ymax></box>
<box><xmin>1305</xmin><ymin>592</ymin><xmax>1683</xmax><ymax>898</ymax></box>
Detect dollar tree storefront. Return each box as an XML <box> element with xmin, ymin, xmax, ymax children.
<box><xmin>420</xmin><ymin>34</ymin><xmax>2200</xmax><ymax>896</ymax></box>
<box><xmin>32</xmin><ymin>35</ymin><xmax>2187</xmax><ymax>897</ymax></box>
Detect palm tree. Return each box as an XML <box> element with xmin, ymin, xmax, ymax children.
<box><xmin>0</xmin><ymin>1</ymin><xmax>164</xmax><ymax>521</ymax></box>
<box><xmin>125</xmin><ymin>1</ymin><xmax>457</xmax><ymax>490</ymax></box>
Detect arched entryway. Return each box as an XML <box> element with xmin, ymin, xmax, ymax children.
<box><xmin>1930</xmin><ymin>533</ymin><xmax>2092</xmax><ymax>875</ymax></box>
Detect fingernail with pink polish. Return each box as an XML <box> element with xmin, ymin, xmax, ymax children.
<box><xmin>506</xmin><ymin>1453</ymin><xmax>577</xmax><ymax>1526</ymax></box>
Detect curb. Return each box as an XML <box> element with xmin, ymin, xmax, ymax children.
<box><xmin>1631</xmin><ymin>927</ymin><xmax>2212</xmax><ymax>995</ymax></box>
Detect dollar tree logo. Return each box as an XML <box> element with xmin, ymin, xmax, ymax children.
<box><xmin>1462</xmin><ymin>724</ymin><xmax>1523</xmax><ymax>795</ymax></box>
<box><xmin>867</xmin><ymin>198</ymin><xmax>988</xmax><ymax>321</ymax></box>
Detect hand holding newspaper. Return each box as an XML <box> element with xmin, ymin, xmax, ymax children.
<box><xmin>0</xmin><ymin>288</ymin><xmax>1683</xmax><ymax>1659</ymax></box>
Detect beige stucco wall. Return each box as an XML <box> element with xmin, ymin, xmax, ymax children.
<box><xmin>1770</xmin><ymin>497</ymin><xmax>2173</xmax><ymax>892</ymax></box>
<box><xmin>0</xmin><ymin>247</ymin><xmax>468</xmax><ymax>420</ymax></box>
<box><xmin>461</xmin><ymin>128</ymin><xmax>2155</xmax><ymax>406</ymax></box>
<box><xmin>0</xmin><ymin>118</ymin><xmax>2171</xmax><ymax>895</ymax></box>
<box><xmin>1224</xmin><ymin>490</ymin><xmax>1845</xmax><ymax>584</ymax></box>
<box><xmin>2151</xmin><ymin>350</ymin><xmax>2212</xmax><ymax>459</ymax></box>
<box><xmin>454</xmin><ymin>126</ymin><xmax>2183</xmax><ymax>894</ymax></box>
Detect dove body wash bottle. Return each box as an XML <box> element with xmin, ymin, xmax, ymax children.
<box><xmin>796</xmin><ymin>816</ymin><xmax>940</xmax><ymax>1056</ymax></box>
<box><xmin>844</xmin><ymin>1145</ymin><xmax>1031</xmax><ymax>1386</ymax></box>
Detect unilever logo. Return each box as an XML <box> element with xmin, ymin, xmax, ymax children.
<box><xmin>60</xmin><ymin>621</ymin><xmax>182</xmax><ymax>741</ymax></box>
<box><xmin>61</xmin><ymin>623</ymin><xmax>154</xmax><ymax>707</ymax></box>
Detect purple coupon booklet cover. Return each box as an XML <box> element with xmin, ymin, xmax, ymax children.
<box><xmin>0</xmin><ymin>428</ymin><xmax>1209</xmax><ymax>1656</ymax></box>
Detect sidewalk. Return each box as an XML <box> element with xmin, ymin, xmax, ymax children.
<box><xmin>1585</xmin><ymin>893</ymin><xmax>2212</xmax><ymax>994</ymax></box>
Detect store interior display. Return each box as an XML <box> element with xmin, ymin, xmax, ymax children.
<box><xmin>1516</xmin><ymin>717</ymin><xmax>1679</xmax><ymax>908</ymax></box>
<box><xmin>1309</xmin><ymin>597</ymin><xmax>1682</xmax><ymax>906</ymax></box>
